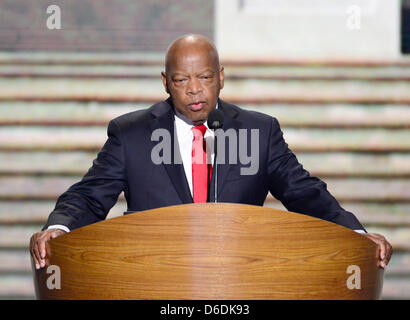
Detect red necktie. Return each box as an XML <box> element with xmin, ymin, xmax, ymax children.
<box><xmin>192</xmin><ymin>125</ymin><xmax>212</xmax><ymax>203</ymax></box>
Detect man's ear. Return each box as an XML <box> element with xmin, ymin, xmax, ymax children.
<box><xmin>161</xmin><ymin>71</ymin><xmax>170</xmax><ymax>94</ymax></box>
<box><xmin>219</xmin><ymin>66</ymin><xmax>225</xmax><ymax>90</ymax></box>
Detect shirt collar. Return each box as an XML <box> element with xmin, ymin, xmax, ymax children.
<box><xmin>174</xmin><ymin>103</ymin><xmax>219</xmax><ymax>134</ymax></box>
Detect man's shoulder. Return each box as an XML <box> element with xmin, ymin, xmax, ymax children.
<box><xmin>110</xmin><ymin>100</ymin><xmax>170</xmax><ymax>130</ymax></box>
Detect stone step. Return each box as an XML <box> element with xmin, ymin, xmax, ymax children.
<box><xmin>1</xmin><ymin>200</ymin><xmax>409</xmax><ymax>228</ymax></box>
<box><xmin>1</xmin><ymin>126</ymin><xmax>408</xmax><ymax>152</ymax></box>
<box><xmin>0</xmin><ymin>102</ymin><xmax>409</xmax><ymax>128</ymax></box>
<box><xmin>0</xmin><ymin>77</ymin><xmax>409</xmax><ymax>104</ymax></box>
<box><xmin>381</xmin><ymin>278</ymin><xmax>410</xmax><ymax>300</ymax></box>
<box><xmin>0</xmin><ymin>200</ymin><xmax>125</xmax><ymax>225</ymax></box>
<box><xmin>265</xmin><ymin>202</ymin><xmax>410</xmax><ymax>228</ymax></box>
<box><xmin>297</xmin><ymin>153</ymin><xmax>410</xmax><ymax>178</ymax></box>
<box><xmin>269</xmin><ymin>179</ymin><xmax>410</xmax><ymax>203</ymax></box>
<box><xmin>0</xmin><ymin>65</ymin><xmax>164</xmax><ymax>79</ymax></box>
<box><xmin>226</xmin><ymin>65</ymin><xmax>410</xmax><ymax>81</ymax></box>
<box><xmin>0</xmin><ymin>51</ymin><xmax>165</xmax><ymax>66</ymax></box>
<box><xmin>1</xmin><ymin>64</ymin><xmax>410</xmax><ymax>81</ymax></box>
<box><xmin>244</xmin><ymin>104</ymin><xmax>410</xmax><ymax>128</ymax></box>
<box><xmin>0</xmin><ymin>51</ymin><xmax>409</xmax><ymax>67</ymax></box>
<box><xmin>0</xmin><ymin>225</ymin><xmax>43</xmax><ymax>248</ymax></box>
<box><xmin>0</xmin><ymin>274</ymin><xmax>34</xmax><ymax>299</ymax></box>
<box><xmin>1</xmin><ymin>151</ymin><xmax>409</xmax><ymax>178</ymax></box>
<box><xmin>0</xmin><ymin>249</ymin><xmax>31</xmax><ymax>273</ymax></box>
<box><xmin>0</xmin><ymin>176</ymin><xmax>408</xmax><ymax>202</ymax></box>
<box><xmin>0</xmin><ymin>77</ymin><xmax>166</xmax><ymax>102</ymax></box>
<box><xmin>221</xmin><ymin>79</ymin><xmax>410</xmax><ymax>104</ymax></box>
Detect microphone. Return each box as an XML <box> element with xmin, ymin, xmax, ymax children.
<box><xmin>208</xmin><ymin>109</ymin><xmax>224</xmax><ymax>130</ymax></box>
<box><xmin>207</xmin><ymin>109</ymin><xmax>224</xmax><ymax>203</ymax></box>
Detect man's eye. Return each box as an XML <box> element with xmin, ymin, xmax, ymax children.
<box><xmin>174</xmin><ymin>79</ymin><xmax>186</xmax><ymax>82</ymax></box>
<box><xmin>201</xmin><ymin>75</ymin><xmax>212</xmax><ymax>79</ymax></box>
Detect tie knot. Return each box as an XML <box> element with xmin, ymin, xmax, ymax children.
<box><xmin>192</xmin><ymin>124</ymin><xmax>207</xmax><ymax>139</ymax></box>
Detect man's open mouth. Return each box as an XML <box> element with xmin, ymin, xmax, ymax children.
<box><xmin>188</xmin><ymin>101</ymin><xmax>206</xmax><ymax>111</ymax></box>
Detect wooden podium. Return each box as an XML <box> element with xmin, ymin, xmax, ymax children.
<box><xmin>31</xmin><ymin>203</ymin><xmax>384</xmax><ymax>299</ymax></box>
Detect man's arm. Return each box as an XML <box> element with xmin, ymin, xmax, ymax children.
<box><xmin>266</xmin><ymin>117</ymin><xmax>392</xmax><ymax>268</ymax></box>
<box><xmin>30</xmin><ymin>119</ymin><xmax>127</xmax><ymax>268</ymax></box>
<box><xmin>42</xmin><ymin>119</ymin><xmax>127</xmax><ymax>231</ymax></box>
<box><xmin>266</xmin><ymin>117</ymin><xmax>365</xmax><ymax>231</ymax></box>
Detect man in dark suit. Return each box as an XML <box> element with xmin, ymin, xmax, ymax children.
<box><xmin>30</xmin><ymin>34</ymin><xmax>392</xmax><ymax>270</ymax></box>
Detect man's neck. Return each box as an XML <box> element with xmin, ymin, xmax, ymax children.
<box><xmin>174</xmin><ymin>108</ymin><xmax>196</xmax><ymax>126</ymax></box>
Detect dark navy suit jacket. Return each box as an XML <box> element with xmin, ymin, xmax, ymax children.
<box><xmin>43</xmin><ymin>98</ymin><xmax>366</xmax><ymax>232</ymax></box>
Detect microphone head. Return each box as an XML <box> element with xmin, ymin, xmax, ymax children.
<box><xmin>208</xmin><ymin>109</ymin><xmax>224</xmax><ymax>130</ymax></box>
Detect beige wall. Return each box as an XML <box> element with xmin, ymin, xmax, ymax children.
<box><xmin>216</xmin><ymin>0</ymin><xmax>402</xmax><ymax>61</ymax></box>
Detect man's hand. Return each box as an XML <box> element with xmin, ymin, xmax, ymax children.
<box><xmin>29</xmin><ymin>229</ymin><xmax>67</xmax><ymax>270</ymax></box>
<box><xmin>363</xmin><ymin>233</ymin><xmax>393</xmax><ymax>269</ymax></box>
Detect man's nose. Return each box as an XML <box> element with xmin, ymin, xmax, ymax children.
<box><xmin>186</xmin><ymin>78</ymin><xmax>203</xmax><ymax>95</ymax></box>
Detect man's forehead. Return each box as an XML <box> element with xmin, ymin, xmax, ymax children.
<box><xmin>167</xmin><ymin>48</ymin><xmax>218</xmax><ymax>71</ymax></box>
<box><xmin>167</xmin><ymin>34</ymin><xmax>215</xmax><ymax>54</ymax></box>
<box><xmin>165</xmin><ymin>34</ymin><xmax>219</xmax><ymax>72</ymax></box>
<box><xmin>172</xmin><ymin>45</ymin><xmax>214</xmax><ymax>59</ymax></box>
<box><xmin>170</xmin><ymin>69</ymin><xmax>215</xmax><ymax>77</ymax></box>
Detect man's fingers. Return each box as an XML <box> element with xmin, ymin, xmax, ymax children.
<box><xmin>30</xmin><ymin>237</ymin><xmax>40</xmax><ymax>269</ymax></box>
<box><xmin>376</xmin><ymin>239</ymin><xmax>388</xmax><ymax>268</ymax></box>
<box><xmin>374</xmin><ymin>235</ymin><xmax>392</xmax><ymax>265</ymax></box>
<box><xmin>373</xmin><ymin>239</ymin><xmax>386</xmax><ymax>268</ymax></box>
<box><xmin>30</xmin><ymin>236</ymin><xmax>41</xmax><ymax>268</ymax></box>
<box><xmin>30</xmin><ymin>248</ymin><xmax>39</xmax><ymax>269</ymax></box>
<box><xmin>50</xmin><ymin>230</ymin><xmax>64</xmax><ymax>239</ymax></box>
<box><xmin>364</xmin><ymin>233</ymin><xmax>392</xmax><ymax>269</ymax></box>
<box><xmin>29</xmin><ymin>230</ymin><xmax>66</xmax><ymax>270</ymax></box>
<box><xmin>38</xmin><ymin>233</ymin><xmax>52</xmax><ymax>261</ymax></box>
<box><xmin>383</xmin><ymin>242</ymin><xmax>393</xmax><ymax>266</ymax></box>
<box><xmin>367</xmin><ymin>234</ymin><xmax>385</xmax><ymax>258</ymax></box>
<box><xmin>36</xmin><ymin>233</ymin><xmax>52</xmax><ymax>267</ymax></box>
<box><xmin>32</xmin><ymin>240</ymin><xmax>43</xmax><ymax>269</ymax></box>
<box><xmin>379</xmin><ymin>240</ymin><xmax>386</xmax><ymax>260</ymax></box>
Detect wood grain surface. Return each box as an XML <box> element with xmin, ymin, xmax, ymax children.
<box><xmin>32</xmin><ymin>203</ymin><xmax>384</xmax><ymax>299</ymax></box>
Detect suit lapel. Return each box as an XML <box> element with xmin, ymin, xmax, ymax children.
<box><xmin>149</xmin><ymin>99</ymin><xmax>193</xmax><ymax>204</ymax></box>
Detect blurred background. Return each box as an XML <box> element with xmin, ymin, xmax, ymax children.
<box><xmin>0</xmin><ymin>0</ymin><xmax>409</xmax><ymax>299</ymax></box>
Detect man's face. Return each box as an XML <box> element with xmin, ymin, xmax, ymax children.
<box><xmin>161</xmin><ymin>47</ymin><xmax>224</xmax><ymax>126</ymax></box>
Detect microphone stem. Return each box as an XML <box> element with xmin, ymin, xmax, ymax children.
<box><xmin>214</xmin><ymin>134</ymin><xmax>218</xmax><ymax>203</ymax></box>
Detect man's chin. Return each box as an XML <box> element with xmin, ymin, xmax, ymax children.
<box><xmin>192</xmin><ymin>119</ymin><xmax>205</xmax><ymax>126</ymax></box>
<box><xmin>188</xmin><ymin>111</ymin><xmax>207</xmax><ymax>126</ymax></box>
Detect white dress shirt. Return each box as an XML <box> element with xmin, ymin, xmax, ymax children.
<box><xmin>174</xmin><ymin>108</ymin><xmax>215</xmax><ymax>196</ymax></box>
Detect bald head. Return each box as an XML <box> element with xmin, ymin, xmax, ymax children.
<box><xmin>161</xmin><ymin>34</ymin><xmax>224</xmax><ymax>125</ymax></box>
<box><xmin>165</xmin><ymin>34</ymin><xmax>220</xmax><ymax>74</ymax></box>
